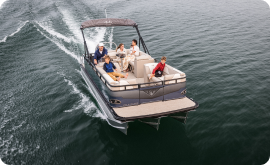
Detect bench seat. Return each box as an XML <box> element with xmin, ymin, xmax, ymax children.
<box><xmin>144</xmin><ymin>63</ymin><xmax>186</xmax><ymax>85</ymax></box>
<box><xmin>96</xmin><ymin>63</ymin><xmax>138</xmax><ymax>91</ymax></box>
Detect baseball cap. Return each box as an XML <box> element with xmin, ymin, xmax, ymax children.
<box><xmin>99</xmin><ymin>43</ymin><xmax>104</xmax><ymax>47</ymax></box>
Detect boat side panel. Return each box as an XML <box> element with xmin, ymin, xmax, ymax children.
<box><xmin>81</xmin><ymin>65</ymin><xmax>114</xmax><ymax>119</ymax></box>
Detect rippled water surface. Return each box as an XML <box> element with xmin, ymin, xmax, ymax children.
<box><xmin>1</xmin><ymin>0</ymin><xmax>270</xmax><ymax>164</ymax></box>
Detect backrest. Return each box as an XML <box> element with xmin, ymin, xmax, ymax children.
<box><xmin>139</xmin><ymin>51</ymin><xmax>147</xmax><ymax>56</ymax></box>
<box><xmin>107</xmin><ymin>51</ymin><xmax>117</xmax><ymax>59</ymax></box>
<box><xmin>108</xmin><ymin>50</ymin><xmax>116</xmax><ymax>53</ymax></box>
<box><xmin>134</xmin><ymin>56</ymin><xmax>155</xmax><ymax>78</ymax></box>
<box><xmin>126</xmin><ymin>49</ymin><xmax>130</xmax><ymax>54</ymax></box>
<box><xmin>144</xmin><ymin>63</ymin><xmax>158</xmax><ymax>84</ymax></box>
<box><xmin>163</xmin><ymin>65</ymin><xmax>186</xmax><ymax>84</ymax></box>
<box><xmin>164</xmin><ymin>65</ymin><xmax>178</xmax><ymax>74</ymax></box>
<box><xmin>113</xmin><ymin>62</ymin><xmax>121</xmax><ymax>73</ymax></box>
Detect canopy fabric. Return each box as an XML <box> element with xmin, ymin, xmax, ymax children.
<box><xmin>81</xmin><ymin>18</ymin><xmax>137</xmax><ymax>29</ymax></box>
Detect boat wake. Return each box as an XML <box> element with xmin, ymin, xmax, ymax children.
<box><xmin>57</xmin><ymin>70</ymin><xmax>105</xmax><ymax>119</ymax></box>
<box><xmin>0</xmin><ymin>21</ymin><xmax>29</xmax><ymax>43</ymax></box>
<box><xmin>33</xmin><ymin>8</ymin><xmax>114</xmax><ymax>120</ymax></box>
<box><xmin>34</xmin><ymin>21</ymin><xmax>80</xmax><ymax>61</ymax></box>
<box><xmin>1</xmin><ymin>7</ymin><xmax>113</xmax><ymax>121</ymax></box>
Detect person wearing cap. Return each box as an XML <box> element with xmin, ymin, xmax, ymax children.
<box><xmin>94</xmin><ymin>43</ymin><xmax>108</xmax><ymax>65</ymax></box>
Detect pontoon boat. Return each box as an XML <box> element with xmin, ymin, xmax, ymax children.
<box><xmin>79</xmin><ymin>18</ymin><xmax>199</xmax><ymax>134</ymax></box>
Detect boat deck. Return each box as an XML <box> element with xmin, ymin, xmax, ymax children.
<box><xmin>114</xmin><ymin>97</ymin><xmax>196</xmax><ymax>118</ymax></box>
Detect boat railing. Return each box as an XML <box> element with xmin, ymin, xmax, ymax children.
<box><xmin>84</xmin><ymin>54</ymin><xmax>186</xmax><ymax>91</ymax></box>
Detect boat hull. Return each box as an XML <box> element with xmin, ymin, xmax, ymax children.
<box><xmin>81</xmin><ymin>64</ymin><xmax>129</xmax><ymax>134</ymax></box>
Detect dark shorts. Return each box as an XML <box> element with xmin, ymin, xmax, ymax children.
<box><xmin>155</xmin><ymin>70</ymin><xmax>163</xmax><ymax>77</ymax></box>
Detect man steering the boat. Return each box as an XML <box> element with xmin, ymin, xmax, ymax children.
<box><xmin>94</xmin><ymin>43</ymin><xmax>108</xmax><ymax>65</ymax></box>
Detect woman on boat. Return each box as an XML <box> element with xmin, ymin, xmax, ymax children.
<box><xmin>116</xmin><ymin>43</ymin><xmax>135</xmax><ymax>72</ymax></box>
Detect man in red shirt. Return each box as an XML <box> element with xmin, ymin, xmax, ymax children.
<box><xmin>149</xmin><ymin>56</ymin><xmax>167</xmax><ymax>80</ymax></box>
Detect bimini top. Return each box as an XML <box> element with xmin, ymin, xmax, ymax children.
<box><xmin>81</xmin><ymin>18</ymin><xmax>137</xmax><ymax>29</ymax></box>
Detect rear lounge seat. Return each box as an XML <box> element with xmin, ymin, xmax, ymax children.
<box><xmin>144</xmin><ymin>63</ymin><xmax>186</xmax><ymax>85</ymax></box>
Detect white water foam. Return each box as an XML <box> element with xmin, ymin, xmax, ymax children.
<box><xmin>34</xmin><ymin>22</ymin><xmax>79</xmax><ymax>61</ymax></box>
<box><xmin>0</xmin><ymin>21</ymin><xmax>29</xmax><ymax>43</ymax></box>
<box><xmin>36</xmin><ymin>21</ymin><xmax>77</xmax><ymax>43</ymax></box>
<box><xmin>63</xmin><ymin>78</ymin><xmax>105</xmax><ymax>118</ymax></box>
<box><xmin>34</xmin><ymin>19</ymin><xmax>111</xmax><ymax>120</ymax></box>
<box><xmin>58</xmin><ymin>9</ymin><xmax>82</xmax><ymax>42</ymax></box>
<box><xmin>56</xmin><ymin>70</ymin><xmax>105</xmax><ymax>119</ymax></box>
<box><xmin>33</xmin><ymin>7</ymin><xmax>111</xmax><ymax>62</ymax></box>
<box><xmin>58</xmin><ymin>8</ymin><xmax>107</xmax><ymax>53</ymax></box>
<box><xmin>0</xmin><ymin>36</ymin><xmax>7</xmax><ymax>43</ymax></box>
<box><xmin>0</xmin><ymin>1</ymin><xmax>8</xmax><ymax>11</ymax></box>
<box><xmin>34</xmin><ymin>7</ymin><xmax>113</xmax><ymax>120</ymax></box>
<box><xmin>107</xmin><ymin>27</ymin><xmax>114</xmax><ymax>48</ymax></box>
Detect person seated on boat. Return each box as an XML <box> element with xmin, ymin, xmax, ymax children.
<box><xmin>103</xmin><ymin>55</ymin><xmax>128</xmax><ymax>81</ymax></box>
<box><xmin>115</xmin><ymin>39</ymin><xmax>138</xmax><ymax>72</ymax></box>
<box><xmin>94</xmin><ymin>43</ymin><xmax>108</xmax><ymax>65</ymax></box>
<box><xmin>149</xmin><ymin>56</ymin><xmax>167</xmax><ymax>80</ymax></box>
<box><xmin>116</xmin><ymin>43</ymin><xmax>132</xmax><ymax>72</ymax></box>
<box><xmin>130</xmin><ymin>39</ymin><xmax>140</xmax><ymax>56</ymax></box>
<box><xmin>116</xmin><ymin>43</ymin><xmax>127</xmax><ymax>54</ymax></box>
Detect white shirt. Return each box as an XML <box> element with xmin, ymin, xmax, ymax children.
<box><xmin>130</xmin><ymin>45</ymin><xmax>140</xmax><ymax>56</ymax></box>
<box><xmin>117</xmin><ymin>48</ymin><xmax>127</xmax><ymax>54</ymax></box>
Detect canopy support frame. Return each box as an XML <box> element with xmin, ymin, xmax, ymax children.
<box><xmin>81</xmin><ymin>29</ymin><xmax>92</xmax><ymax>62</ymax></box>
<box><xmin>80</xmin><ymin>22</ymin><xmax>151</xmax><ymax>63</ymax></box>
<box><xmin>134</xmin><ymin>25</ymin><xmax>150</xmax><ymax>55</ymax></box>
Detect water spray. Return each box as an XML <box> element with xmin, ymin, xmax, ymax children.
<box><xmin>105</xmin><ymin>8</ymin><xmax>107</xmax><ymax>18</ymax></box>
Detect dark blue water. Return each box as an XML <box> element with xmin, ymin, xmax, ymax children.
<box><xmin>1</xmin><ymin>0</ymin><xmax>270</xmax><ymax>164</ymax></box>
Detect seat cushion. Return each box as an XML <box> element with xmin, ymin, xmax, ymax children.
<box><xmin>163</xmin><ymin>66</ymin><xmax>170</xmax><ymax>75</ymax></box>
<box><xmin>136</xmin><ymin>55</ymin><xmax>151</xmax><ymax>61</ymax></box>
<box><xmin>119</xmin><ymin>80</ymin><xmax>133</xmax><ymax>90</ymax></box>
<box><xmin>102</xmin><ymin>74</ymin><xmax>117</xmax><ymax>84</ymax></box>
<box><xmin>139</xmin><ymin>51</ymin><xmax>147</xmax><ymax>56</ymax></box>
<box><xmin>164</xmin><ymin>73</ymin><xmax>185</xmax><ymax>84</ymax></box>
<box><xmin>127</xmin><ymin>79</ymin><xmax>138</xmax><ymax>88</ymax></box>
<box><xmin>164</xmin><ymin>74</ymin><xmax>175</xmax><ymax>84</ymax></box>
<box><xmin>113</xmin><ymin>62</ymin><xmax>121</xmax><ymax>73</ymax></box>
<box><xmin>147</xmin><ymin>74</ymin><xmax>163</xmax><ymax>85</ymax></box>
<box><xmin>108</xmin><ymin>51</ymin><xmax>117</xmax><ymax>59</ymax></box>
<box><xmin>148</xmin><ymin>64</ymin><xmax>157</xmax><ymax>74</ymax></box>
<box><xmin>108</xmin><ymin>50</ymin><xmax>116</xmax><ymax>53</ymax></box>
<box><xmin>102</xmin><ymin>74</ymin><xmax>133</xmax><ymax>91</ymax></box>
<box><xmin>98</xmin><ymin>67</ymin><xmax>107</xmax><ymax>75</ymax></box>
